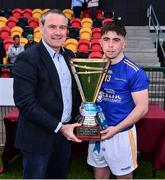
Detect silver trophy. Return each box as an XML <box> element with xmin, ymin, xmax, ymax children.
<box><xmin>70</xmin><ymin>58</ymin><xmax>109</xmax><ymax>141</ymax></box>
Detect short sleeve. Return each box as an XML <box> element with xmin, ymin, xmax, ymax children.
<box><xmin>129</xmin><ymin>68</ymin><xmax>149</xmax><ymax>92</ymax></box>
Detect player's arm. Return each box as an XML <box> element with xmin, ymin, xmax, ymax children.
<box><xmin>101</xmin><ymin>89</ymin><xmax>148</xmax><ymax>140</ymax></box>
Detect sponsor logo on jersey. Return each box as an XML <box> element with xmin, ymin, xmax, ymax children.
<box><xmin>97</xmin><ymin>91</ymin><xmax>122</xmax><ymax>103</ymax></box>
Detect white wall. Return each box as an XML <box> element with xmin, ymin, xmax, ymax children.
<box><xmin>0</xmin><ymin>78</ymin><xmax>15</xmax><ymax>106</ymax></box>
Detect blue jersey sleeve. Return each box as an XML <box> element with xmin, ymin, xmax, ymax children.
<box><xmin>129</xmin><ymin>68</ymin><xmax>149</xmax><ymax>92</ymax></box>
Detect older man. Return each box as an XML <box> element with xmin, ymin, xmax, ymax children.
<box><xmin>13</xmin><ymin>9</ymin><xmax>81</xmax><ymax>179</ymax></box>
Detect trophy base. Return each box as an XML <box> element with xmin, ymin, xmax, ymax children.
<box><xmin>76</xmin><ymin>125</ymin><xmax>101</xmax><ymax>141</ymax></box>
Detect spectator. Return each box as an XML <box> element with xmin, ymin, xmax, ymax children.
<box><xmin>86</xmin><ymin>0</ymin><xmax>99</xmax><ymax>20</ymax></box>
<box><xmin>8</xmin><ymin>35</ymin><xmax>24</xmax><ymax>64</ymax></box>
<box><xmin>0</xmin><ymin>38</ymin><xmax>6</xmax><ymax>76</ymax></box>
<box><xmin>71</xmin><ymin>0</ymin><xmax>84</xmax><ymax>18</ymax></box>
<box><xmin>24</xmin><ymin>34</ymin><xmax>37</xmax><ymax>49</ymax></box>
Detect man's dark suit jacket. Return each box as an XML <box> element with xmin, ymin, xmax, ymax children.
<box><xmin>13</xmin><ymin>41</ymin><xmax>81</xmax><ymax>154</ymax></box>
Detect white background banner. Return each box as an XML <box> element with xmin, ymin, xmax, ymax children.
<box><xmin>0</xmin><ymin>78</ymin><xmax>15</xmax><ymax>106</ymax></box>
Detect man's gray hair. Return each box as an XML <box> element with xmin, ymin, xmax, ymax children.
<box><xmin>40</xmin><ymin>9</ymin><xmax>68</xmax><ymax>25</ymax></box>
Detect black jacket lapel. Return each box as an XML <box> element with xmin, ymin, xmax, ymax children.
<box><xmin>38</xmin><ymin>41</ymin><xmax>62</xmax><ymax>100</ymax></box>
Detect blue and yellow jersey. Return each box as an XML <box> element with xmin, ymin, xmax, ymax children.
<box><xmin>96</xmin><ymin>56</ymin><xmax>149</xmax><ymax>129</ymax></box>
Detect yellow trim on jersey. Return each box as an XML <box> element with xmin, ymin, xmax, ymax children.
<box><xmin>124</xmin><ymin>59</ymin><xmax>139</xmax><ymax>70</ymax></box>
<box><xmin>124</xmin><ymin>60</ymin><xmax>139</xmax><ymax>72</ymax></box>
<box><xmin>128</xmin><ymin>129</ymin><xmax>138</xmax><ymax>169</ymax></box>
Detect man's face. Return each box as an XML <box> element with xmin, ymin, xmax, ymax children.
<box><xmin>39</xmin><ymin>13</ymin><xmax>67</xmax><ymax>52</ymax></box>
<box><xmin>28</xmin><ymin>38</ymin><xmax>33</xmax><ymax>43</ymax></box>
<box><xmin>14</xmin><ymin>37</ymin><xmax>20</xmax><ymax>46</ymax></box>
<box><xmin>100</xmin><ymin>31</ymin><xmax>125</xmax><ymax>61</ymax></box>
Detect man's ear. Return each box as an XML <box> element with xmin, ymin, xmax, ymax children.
<box><xmin>39</xmin><ymin>22</ymin><xmax>43</xmax><ymax>36</ymax></box>
<box><xmin>99</xmin><ymin>38</ymin><xmax>102</xmax><ymax>47</ymax></box>
<box><xmin>67</xmin><ymin>29</ymin><xmax>69</xmax><ymax>38</ymax></box>
<box><xmin>122</xmin><ymin>39</ymin><xmax>126</xmax><ymax>49</ymax></box>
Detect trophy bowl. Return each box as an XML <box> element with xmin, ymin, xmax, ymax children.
<box><xmin>70</xmin><ymin>58</ymin><xmax>109</xmax><ymax>141</ymax></box>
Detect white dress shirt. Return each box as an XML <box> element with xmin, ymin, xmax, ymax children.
<box><xmin>42</xmin><ymin>39</ymin><xmax>72</xmax><ymax>132</ymax></box>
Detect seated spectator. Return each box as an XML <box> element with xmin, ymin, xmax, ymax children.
<box><xmin>0</xmin><ymin>38</ymin><xmax>6</xmax><ymax>76</ymax></box>
<box><xmin>24</xmin><ymin>34</ymin><xmax>37</xmax><ymax>49</ymax></box>
<box><xmin>71</xmin><ymin>0</ymin><xmax>84</xmax><ymax>18</ymax></box>
<box><xmin>8</xmin><ymin>35</ymin><xmax>24</xmax><ymax>64</ymax></box>
<box><xmin>86</xmin><ymin>0</ymin><xmax>99</xmax><ymax>20</ymax></box>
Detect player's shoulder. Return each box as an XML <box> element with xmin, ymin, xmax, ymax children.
<box><xmin>122</xmin><ymin>56</ymin><xmax>141</xmax><ymax>73</ymax></box>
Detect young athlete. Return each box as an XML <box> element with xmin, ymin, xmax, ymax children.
<box><xmin>87</xmin><ymin>20</ymin><xmax>149</xmax><ymax>179</ymax></box>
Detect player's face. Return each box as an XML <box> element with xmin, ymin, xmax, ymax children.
<box><xmin>40</xmin><ymin>13</ymin><xmax>68</xmax><ymax>52</ymax></box>
<box><xmin>100</xmin><ymin>31</ymin><xmax>125</xmax><ymax>63</ymax></box>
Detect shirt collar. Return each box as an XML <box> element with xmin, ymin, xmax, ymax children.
<box><xmin>42</xmin><ymin>39</ymin><xmax>65</xmax><ymax>59</ymax></box>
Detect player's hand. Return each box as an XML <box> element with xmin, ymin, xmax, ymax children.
<box><xmin>100</xmin><ymin>126</ymin><xmax>117</xmax><ymax>140</ymax></box>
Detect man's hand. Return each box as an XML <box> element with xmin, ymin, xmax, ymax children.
<box><xmin>100</xmin><ymin>126</ymin><xmax>118</xmax><ymax>140</ymax></box>
<box><xmin>60</xmin><ymin>123</ymin><xmax>82</xmax><ymax>143</ymax></box>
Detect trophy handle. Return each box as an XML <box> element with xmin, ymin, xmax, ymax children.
<box><xmin>93</xmin><ymin>61</ymin><xmax>110</xmax><ymax>103</ymax></box>
<box><xmin>70</xmin><ymin>61</ymin><xmax>86</xmax><ymax>102</ymax></box>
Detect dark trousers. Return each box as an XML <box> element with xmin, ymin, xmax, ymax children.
<box><xmin>89</xmin><ymin>7</ymin><xmax>97</xmax><ymax>20</ymax></box>
<box><xmin>73</xmin><ymin>6</ymin><xmax>82</xmax><ymax>18</ymax></box>
<box><xmin>22</xmin><ymin>140</ymin><xmax>71</xmax><ymax>179</ymax></box>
